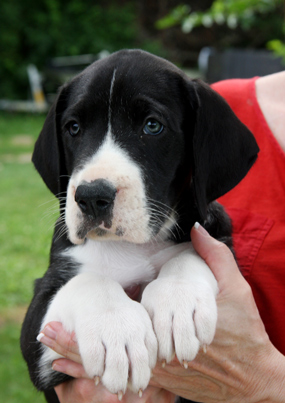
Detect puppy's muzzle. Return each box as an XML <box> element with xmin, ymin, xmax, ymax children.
<box><xmin>75</xmin><ymin>179</ymin><xmax>117</xmax><ymax>229</ymax></box>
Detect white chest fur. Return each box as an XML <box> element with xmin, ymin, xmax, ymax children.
<box><xmin>62</xmin><ymin>239</ymin><xmax>191</xmax><ymax>289</ymax></box>
<box><xmin>39</xmin><ymin>239</ymin><xmax>218</xmax><ymax>396</ymax></box>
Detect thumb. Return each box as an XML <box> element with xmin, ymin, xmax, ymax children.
<box><xmin>190</xmin><ymin>223</ymin><xmax>245</xmax><ymax>292</ymax></box>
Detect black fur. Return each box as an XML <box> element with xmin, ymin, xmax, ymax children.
<box><xmin>21</xmin><ymin>50</ymin><xmax>259</xmax><ymax>402</ymax></box>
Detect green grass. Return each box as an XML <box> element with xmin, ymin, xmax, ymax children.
<box><xmin>0</xmin><ymin>113</ymin><xmax>45</xmax><ymax>155</ymax></box>
<box><xmin>0</xmin><ymin>322</ymin><xmax>45</xmax><ymax>403</ymax></box>
<box><xmin>0</xmin><ymin>163</ymin><xmax>55</xmax><ymax>307</ymax></box>
<box><xmin>0</xmin><ymin>111</ymin><xmax>56</xmax><ymax>402</ymax></box>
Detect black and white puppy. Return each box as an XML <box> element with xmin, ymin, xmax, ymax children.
<box><xmin>21</xmin><ymin>49</ymin><xmax>258</xmax><ymax>402</ymax></box>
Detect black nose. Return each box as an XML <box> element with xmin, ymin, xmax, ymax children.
<box><xmin>75</xmin><ymin>179</ymin><xmax>117</xmax><ymax>225</ymax></box>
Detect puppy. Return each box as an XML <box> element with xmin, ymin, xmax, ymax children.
<box><xmin>21</xmin><ymin>49</ymin><xmax>258</xmax><ymax>403</ymax></box>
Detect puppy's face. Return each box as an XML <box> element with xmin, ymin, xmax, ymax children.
<box><xmin>61</xmin><ymin>52</ymin><xmax>190</xmax><ymax>244</ymax></box>
<box><xmin>33</xmin><ymin>50</ymin><xmax>258</xmax><ymax>246</ymax></box>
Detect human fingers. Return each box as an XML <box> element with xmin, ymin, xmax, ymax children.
<box><xmin>52</xmin><ymin>358</ymin><xmax>89</xmax><ymax>378</ymax></box>
<box><xmin>55</xmin><ymin>378</ymin><xmax>175</xmax><ymax>403</ymax></box>
<box><xmin>190</xmin><ymin>222</ymin><xmax>247</xmax><ymax>292</ymax></box>
<box><xmin>54</xmin><ymin>378</ymin><xmax>109</xmax><ymax>403</ymax></box>
<box><xmin>37</xmin><ymin>321</ymin><xmax>82</xmax><ymax>364</ymax></box>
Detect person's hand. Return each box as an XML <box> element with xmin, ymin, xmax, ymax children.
<box><xmin>150</xmin><ymin>224</ymin><xmax>285</xmax><ymax>402</ymax></box>
<box><xmin>54</xmin><ymin>378</ymin><xmax>175</xmax><ymax>403</ymax></box>
<box><xmin>39</xmin><ymin>223</ymin><xmax>285</xmax><ymax>402</ymax></box>
<box><xmin>39</xmin><ymin>323</ymin><xmax>175</xmax><ymax>402</ymax></box>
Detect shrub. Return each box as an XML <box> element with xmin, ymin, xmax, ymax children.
<box><xmin>0</xmin><ymin>0</ymin><xmax>139</xmax><ymax>99</ymax></box>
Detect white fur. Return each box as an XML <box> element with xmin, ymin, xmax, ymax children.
<box><xmin>108</xmin><ymin>69</ymin><xmax>117</xmax><ymax>129</ymax></box>
<box><xmin>40</xmin><ymin>272</ymin><xmax>158</xmax><ymax>394</ymax></box>
<box><xmin>142</xmin><ymin>244</ymin><xmax>219</xmax><ymax>364</ymax></box>
<box><xmin>65</xmin><ymin>133</ymin><xmax>151</xmax><ymax>245</ymax></box>
<box><xmin>38</xmin><ymin>240</ymin><xmax>218</xmax><ymax>394</ymax></box>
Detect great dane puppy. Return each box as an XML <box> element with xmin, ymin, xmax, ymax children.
<box><xmin>21</xmin><ymin>49</ymin><xmax>258</xmax><ymax>403</ymax></box>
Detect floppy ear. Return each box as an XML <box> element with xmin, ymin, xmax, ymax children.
<box><xmin>32</xmin><ymin>86</ymin><xmax>69</xmax><ymax>196</ymax></box>
<box><xmin>189</xmin><ymin>79</ymin><xmax>259</xmax><ymax>221</ymax></box>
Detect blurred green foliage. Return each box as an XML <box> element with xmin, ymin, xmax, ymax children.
<box><xmin>267</xmin><ymin>39</ymin><xmax>285</xmax><ymax>63</ymax></box>
<box><xmin>157</xmin><ymin>0</ymin><xmax>283</xmax><ymax>31</ymax></box>
<box><xmin>157</xmin><ymin>0</ymin><xmax>285</xmax><ymax>59</ymax></box>
<box><xmin>0</xmin><ymin>0</ymin><xmax>163</xmax><ymax>100</ymax></box>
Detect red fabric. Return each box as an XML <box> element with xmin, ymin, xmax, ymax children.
<box><xmin>212</xmin><ymin>78</ymin><xmax>285</xmax><ymax>354</ymax></box>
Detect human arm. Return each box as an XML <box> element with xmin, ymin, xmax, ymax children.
<box><xmin>39</xmin><ymin>224</ymin><xmax>285</xmax><ymax>402</ymax></box>
<box><xmin>149</xmin><ymin>223</ymin><xmax>285</xmax><ymax>402</ymax></box>
<box><xmin>39</xmin><ymin>324</ymin><xmax>175</xmax><ymax>402</ymax></box>
<box><xmin>54</xmin><ymin>379</ymin><xmax>175</xmax><ymax>403</ymax></box>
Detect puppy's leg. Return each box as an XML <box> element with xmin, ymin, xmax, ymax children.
<box><xmin>141</xmin><ymin>244</ymin><xmax>218</xmax><ymax>365</ymax></box>
<box><xmin>38</xmin><ymin>273</ymin><xmax>157</xmax><ymax>395</ymax></box>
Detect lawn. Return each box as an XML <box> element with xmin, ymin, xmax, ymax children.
<box><xmin>0</xmin><ymin>111</ymin><xmax>55</xmax><ymax>402</ymax></box>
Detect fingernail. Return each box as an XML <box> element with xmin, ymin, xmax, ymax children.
<box><xmin>44</xmin><ymin>325</ymin><xmax>57</xmax><ymax>340</ymax></box>
<box><xmin>36</xmin><ymin>332</ymin><xmax>44</xmax><ymax>342</ymax></box>
<box><xmin>71</xmin><ymin>332</ymin><xmax>77</xmax><ymax>343</ymax></box>
<box><xmin>36</xmin><ymin>334</ymin><xmax>53</xmax><ymax>348</ymax></box>
<box><xmin>52</xmin><ymin>361</ymin><xmax>64</xmax><ymax>372</ymax></box>
<box><xmin>52</xmin><ymin>362</ymin><xmax>59</xmax><ymax>371</ymax></box>
<box><xmin>194</xmin><ymin>222</ymin><xmax>209</xmax><ymax>236</ymax></box>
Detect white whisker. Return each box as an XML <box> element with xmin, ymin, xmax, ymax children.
<box><xmin>146</xmin><ymin>197</ymin><xmax>182</xmax><ymax>242</ymax></box>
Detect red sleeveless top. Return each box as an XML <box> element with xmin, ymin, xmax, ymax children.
<box><xmin>212</xmin><ymin>78</ymin><xmax>285</xmax><ymax>355</ymax></box>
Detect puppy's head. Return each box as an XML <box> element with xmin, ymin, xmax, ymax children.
<box><xmin>33</xmin><ymin>50</ymin><xmax>258</xmax><ymax>245</ymax></box>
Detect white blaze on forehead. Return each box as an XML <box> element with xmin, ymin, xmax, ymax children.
<box><xmin>73</xmin><ymin>134</ymin><xmax>139</xmax><ymax>185</ymax></box>
<box><xmin>108</xmin><ymin>69</ymin><xmax>117</xmax><ymax>133</ymax></box>
<box><xmin>65</xmin><ymin>126</ymin><xmax>152</xmax><ymax>244</ymax></box>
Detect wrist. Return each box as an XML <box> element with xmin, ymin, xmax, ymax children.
<box><xmin>262</xmin><ymin>346</ymin><xmax>285</xmax><ymax>402</ymax></box>
<box><xmin>250</xmin><ymin>343</ymin><xmax>285</xmax><ymax>403</ymax></box>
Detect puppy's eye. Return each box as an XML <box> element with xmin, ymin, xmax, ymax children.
<box><xmin>143</xmin><ymin>119</ymin><xmax>164</xmax><ymax>135</ymax></box>
<box><xmin>68</xmin><ymin>122</ymin><xmax>80</xmax><ymax>136</ymax></box>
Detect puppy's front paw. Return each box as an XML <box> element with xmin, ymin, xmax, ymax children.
<box><xmin>76</xmin><ymin>298</ymin><xmax>157</xmax><ymax>395</ymax></box>
<box><xmin>39</xmin><ymin>274</ymin><xmax>158</xmax><ymax>396</ymax></box>
<box><xmin>141</xmin><ymin>276</ymin><xmax>217</xmax><ymax>365</ymax></box>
